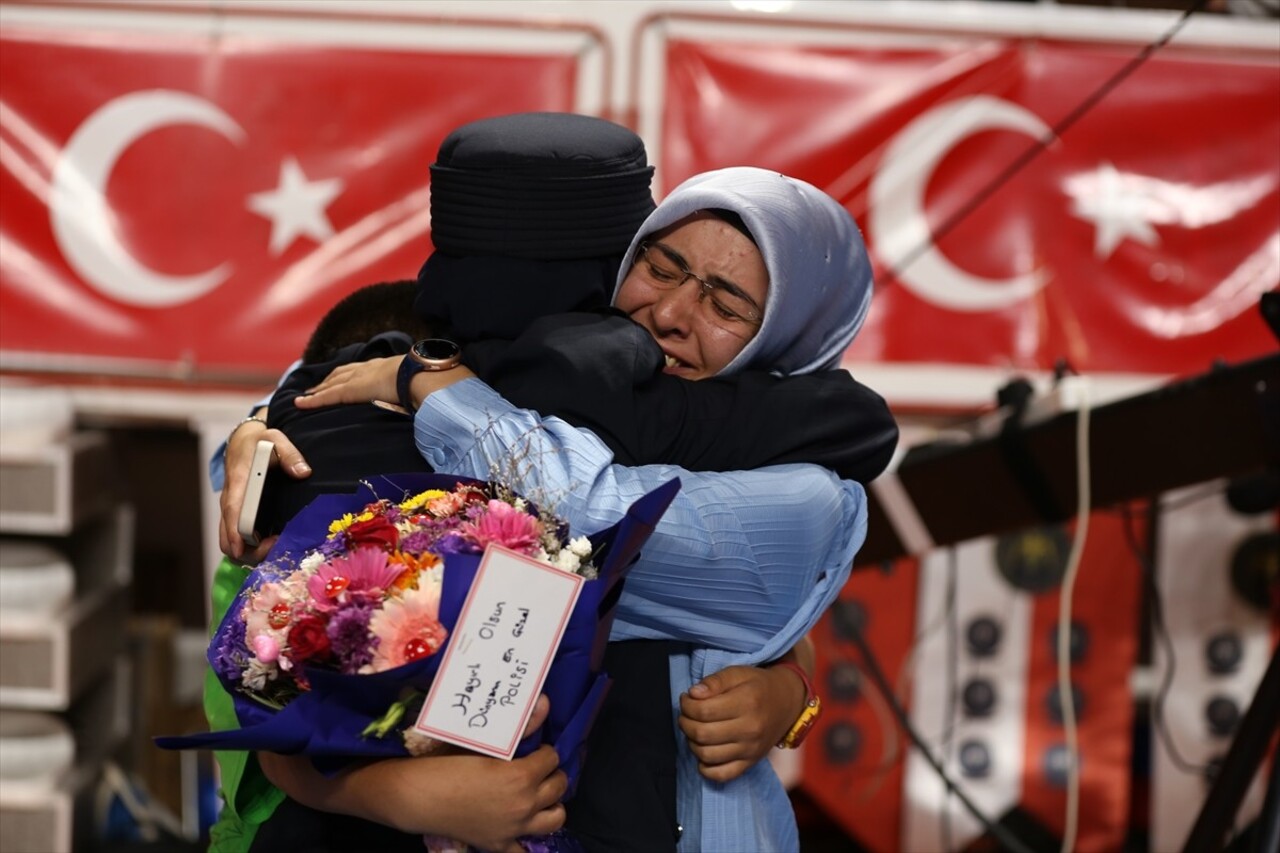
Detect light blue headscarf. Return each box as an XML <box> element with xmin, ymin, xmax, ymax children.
<box><xmin>612</xmin><ymin>166</ymin><xmax>873</xmax><ymax>377</ymax></box>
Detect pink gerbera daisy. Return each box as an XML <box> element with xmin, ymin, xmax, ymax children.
<box><xmin>363</xmin><ymin>581</ymin><xmax>448</xmax><ymax>673</ymax></box>
<box><xmin>307</xmin><ymin>547</ymin><xmax>404</xmax><ymax>611</ymax></box>
<box><xmin>460</xmin><ymin>500</ymin><xmax>542</xmax><ymax>555</ymax></box>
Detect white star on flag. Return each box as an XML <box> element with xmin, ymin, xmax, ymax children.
<box><xmin>248</xmin><ymin>157</ymin><xmax>344</xmax><ymax>256</ymax></box>
<box><xmin>1066</xmin><ymin>162</ymin><xmax>1162</xmax><ymax>260</ymax></box>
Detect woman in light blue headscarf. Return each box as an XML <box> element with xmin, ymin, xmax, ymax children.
<box><xmin>615</xmin><ymin>166</ymin><xmax>872</xmax><ymax>378</ymax></box>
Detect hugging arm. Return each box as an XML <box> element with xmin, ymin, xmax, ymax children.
<box><xmin>258</xmin><ymin>697</ymin><xmax>567</xmax><ymax>853</ymax></box>
<box><xmin>661</xmin><ymin>370</ymin><xmax>897</xmax><ymax>483</ymax></box>
<box><xmin>477</xmin><ymin>310</ymin><xmax>899</xmax><ymax>482</ymax></box>
<box><xmin>258</xmin><ymin>750</ymin><xmax>566</xmax><ymax>853</ymax></box>
<box><xmin>679</xmin><ymin>636</ymin><xmax>816</xmax><ymax>781</ymax></box>
<box><xmin>415</xmin><ymin>378</ymin><xmax>866</xmax><ymax>658</ymax></box>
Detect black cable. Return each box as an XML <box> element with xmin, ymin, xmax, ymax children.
<box><xmin>888</xmin><ymin>0</ymin><xmax>1212</xmax><ymax>284</ymax></box>
<box><xmin>1252</xmin><ymin>745</ymin><xmax>1280</xmax><ymax>853</ymax></box>
<box><xmin>830</xmin><ymin>604</ymin><xmax>1038</xmax><ymax>853</ymax></box>
<box><xmin>861</xmin><ymin>575</ymin><xmax>959</xmax><ymax>790</ymax></box>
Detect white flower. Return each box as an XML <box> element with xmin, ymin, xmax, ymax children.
<box><xmin>422</xmin><ymin>561</ymin><xmax>445</xmax><ymax>587</ymax></box>
<box><xmin>299</xmin><ymin>552</ymin><xmax>326</xmax><ymax>573</ymax></box>
<box><xmin>241</xmin><ymin>657</ymin><xmax>278</xmax><ymax>691</ymax></box>
<box><xmin>568</xmin><ymin>536</ymin><xmax>592</xmax><ymax>558</ymax></box>
<box><xmin>553</xmin><ymin>550</ymin><xmax>581</xmax><ymax>573</ymax></box>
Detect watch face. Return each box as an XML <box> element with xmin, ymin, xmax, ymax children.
<box><xmin>413</xmin><ymin>338</ymin><xmax>461</xmax><ymax>362</ymax></box>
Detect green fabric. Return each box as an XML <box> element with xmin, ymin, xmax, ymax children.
<box><xmin>204</xmin><ymin>557</ymin><xmax>286</xmax><ymax>853</ymax></box>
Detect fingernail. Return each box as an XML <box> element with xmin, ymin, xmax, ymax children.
<box><xmin>689</xmin><ymin>683</ymin><xmax>709</xmax><ymax>698</ymax></box>
<box><xmin>293</xmin><ymin>463</ymin><xmax>312</xmax><ymax>475</ymax></box>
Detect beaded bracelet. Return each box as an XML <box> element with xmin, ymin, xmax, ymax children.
<box><xmin>772</xmin><ymin>660</ymin><xmax>822</xmax><ymax>749</ymax></box>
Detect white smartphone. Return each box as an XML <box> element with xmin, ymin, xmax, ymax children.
<box><xmin>236</xmin><ymin>439</ymin><xmax>277</xmax><ymax>549</ymax></box>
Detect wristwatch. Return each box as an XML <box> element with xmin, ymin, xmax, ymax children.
<box><xmin>773</xmin><ymin>661</ymin><xmax>822</xmax><ymax>749</ymax></box>
<box><xmin>396</xmin><ymin>338</ymin><xmax>462</xmax><ymax>412</ymax></box>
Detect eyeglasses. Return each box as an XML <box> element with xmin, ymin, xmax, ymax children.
<box><xmin>632</xmin><ymin>242</ymin><xmax>763</xmax><ymax>330</ymax></box>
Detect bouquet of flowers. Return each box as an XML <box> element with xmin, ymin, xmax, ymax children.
<box><xmin>158</xmin><ymin>472</ymin><xmax>678</xmax><ymax>828</ymax></box>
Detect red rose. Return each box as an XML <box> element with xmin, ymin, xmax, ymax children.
<box><xmin>288</xmin><ymin>615</ymin><xmax>332</xmax><ymax>664</ymax></box>
<box><xmin>346</xmin><ymin>516</ymin><xmax>400</xmax><ymax>550</ymax></box>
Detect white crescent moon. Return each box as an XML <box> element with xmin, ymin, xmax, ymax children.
<box><xmin>50</xmin><ymin>90</ymin><xmax>245</xmax><ymax>307</ymax></box>
<box><xmin>869</xmin><ymin>95</ymin><xmax>1052</xmax><ymax>312</ymax></box>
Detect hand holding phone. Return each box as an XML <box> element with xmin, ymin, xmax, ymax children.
<box><xmin>237</xmin><ymin>439</ymin><xmax>277</xmax><ymax>549</ymax></box>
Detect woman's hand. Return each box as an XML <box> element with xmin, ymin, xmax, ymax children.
<box><xmin>258</xmin><ymin>748</ymin><xmax>566</xmax><ymax>852</ymax></box>
<box><xmin>259</xmin><ymin>696</ymin><xmax>565</xmax><ymax>853</ymax></box>
<box><xmin>397</xmin><ymin>746</ymin><xmax>568</xmax><ymax>851</ymax></box>
<box><xmin>293</xmin><ymin>356</ymin><xmax>401</xmax><ymax>409</ymax></box>
<box><xmin>218</xmin><ymin>410</ymin><xmax>312</xmax><ymax>561</ymax></box>
<box><xmin>678</xmin><ymin>663</ymin><xmax>806</xmax><ymax>783</ymax></box>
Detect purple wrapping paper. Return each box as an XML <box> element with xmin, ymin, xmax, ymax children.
<box><xmin>158</xmin><ymin>472</ymin><xmax>679</xmax><ymax>791</ymax></box>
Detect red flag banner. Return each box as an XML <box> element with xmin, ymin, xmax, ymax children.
<box><xmin>0</xmin><ymin>5</ymin><xmax>592</xmax><ymax>379</ymax></box>
<box><xmin>647</xmin><ymin>18</ymin><xmax>1278</xmax><ymax>400</ymax></box>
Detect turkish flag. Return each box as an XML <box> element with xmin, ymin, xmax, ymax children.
<box><xmin>0</xmin><ymin>19</ymin><xmax>578</xmax><ymax>375</ymax></box>
<box><xmin>659</xmin><ymin>35</ymin><xmax>1279</xmax><ymax>378</ymax></box>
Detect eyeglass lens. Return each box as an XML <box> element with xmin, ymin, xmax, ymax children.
<box><xmin>639</xmin><ymin>245</ymin><xmax>761</xmax><ymax>326</ymax></box>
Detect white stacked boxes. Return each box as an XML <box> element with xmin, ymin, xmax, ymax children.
<box><xmin>0</xmin><ymin>507</ymin><xmax>133</xmax><ymax>709</ymax></box>
<box><xmin>0</xmin><ymin>667</ymin><xmax>130</xmax><ymax>853</ymax></box>
<box><xmin>0</xmin><ymin>431</ymin><xmax>116</xmax><ymax>537</ymax></box>
<box><xmin>0</xmin><ymin>409</ymin><xmax>134</xmax><ymax>853</ymax></box>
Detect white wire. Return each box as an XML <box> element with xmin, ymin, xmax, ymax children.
<box><xmin>1057</xmin><ymin>381</ymin><xmax>1092</xmax><ymax>853</ymax></box>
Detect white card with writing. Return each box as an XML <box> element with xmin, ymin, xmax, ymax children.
<box><xmin>414</xmin><ymin>545</ymin><xmax>584</xmax><ymax>759</ymax></box>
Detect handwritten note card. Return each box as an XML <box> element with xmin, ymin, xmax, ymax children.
<box><xmin>414</xmin><ymin>545</ymin><xmax>584</xmax><ymax>759</ymax></box>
